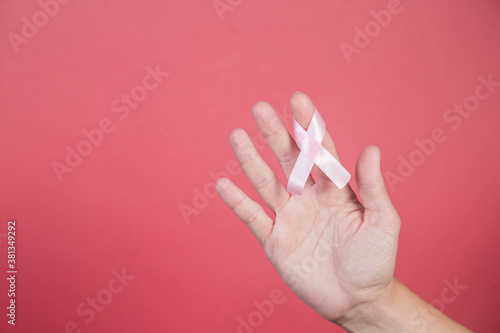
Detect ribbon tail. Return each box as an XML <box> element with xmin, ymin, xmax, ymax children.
<box><xmin>314</xmin><ymin>153</ymin><xmax>351</xmax><ymax>189</ymax></box>
<box><xmin>287</xmin><ymin>152</ymin><xmax>314</xmax><ymax>195</ymax></box>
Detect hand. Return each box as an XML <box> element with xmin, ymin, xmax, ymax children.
<box><xmin>216</xmin><ymin>93</ymin><xmax>472</xmax><ymax>332</ymax></box>
<box><xmin>216</xmin><ymin>92</ymin><xmax>400</xmax><ymax>324</ymax></box>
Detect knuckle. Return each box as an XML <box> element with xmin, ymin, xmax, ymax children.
<box><xmin>276</xmin><ymin>150</ymin><xmax>297</xmax><ymax>164</ymax></box>
<box><xmin>238</xmin><ymin>147</ymin><xmax>258</xmax><ymax>166</ymax></box>
<box><xmin>232</xmin><ymin>195</ymin><xmax>247</xmax><ymax>211</ymax></box>
<box><xmin>254</xmin><ymin>174</ymin><xmax>278</xmax><ymax>191</ymax></box>
<box><xmin>263</xmin><ymin>119</ymin><xmax>283</xmax><ymax>139</ymax></box>
<box><xmin>246</xmin><ymin>208</ymin><xmax>261</xmax><ymax>224</ymax></box>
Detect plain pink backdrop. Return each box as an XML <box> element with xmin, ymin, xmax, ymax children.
<box><xmin>0</xmin><ymin>0</ymin><xmax>499</xmax><ymax>332</ymax></box>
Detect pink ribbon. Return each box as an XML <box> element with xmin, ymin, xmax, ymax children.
<box><xmin>287</xmin><ymin>108</ymin><xmax>351</xmax><ymax>195</ymax></box>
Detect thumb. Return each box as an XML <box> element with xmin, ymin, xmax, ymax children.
<box><xmin>355</xmin><ymin>145</ymin><xmax>396</xmax><ymax>214</ymax></box>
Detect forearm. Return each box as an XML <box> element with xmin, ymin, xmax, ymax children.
<box><xmin>337</xmin><ymin>279</ymin><xmax>472</xmax><ymax>333</ymax></box>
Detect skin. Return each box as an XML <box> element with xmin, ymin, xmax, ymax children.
<box><xmin>216</xmin><ymin>92</ymin><xmax>473</xmax><ymax>332</ymax></box>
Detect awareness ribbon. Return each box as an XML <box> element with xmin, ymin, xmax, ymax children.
<box><xmin>287</xmin><ymin>108</ymin><xmax>351</xmax><ymax>195</ymax></box>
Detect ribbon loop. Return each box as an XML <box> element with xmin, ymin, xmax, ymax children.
<box><xmin>287</xmin><ymin>108</ymin><xmax>351</xmax><ymax>195</ymax></box>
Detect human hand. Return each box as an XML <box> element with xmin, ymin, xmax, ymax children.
<box><xmin>217</xmin><ymin>93</ymin><xmax>472</xmax><ymax>332</ymax></box>
<box><xmin>216</xmin><ymin>92</ymin><xmax>400</xmax><ymax>325</ymax></box>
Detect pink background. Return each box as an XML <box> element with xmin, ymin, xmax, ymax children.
<box><xmin>1</xmin><ymin>0</ymin><xmax>499</xmax><ymax>332</ymax></box>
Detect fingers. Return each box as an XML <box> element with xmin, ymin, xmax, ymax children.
<box><xmin>355</xmin><ymin>145</ymin><xmax>397</xmax><ymax>215</ymax></box>
<box><xmin>230</xmin><ymin>128</ymin><xmax>290</xmax><ymax>212</ymax></box>
<box><xmin>216</xmin><ymin>178</ymin><xmax>273</xmax><ymax>246</ymax></box>
<box><xmin>251</xmin><ymin>101</ymin><xmax>314</xmax><ymax>187</ymax></box>
<box><xmin>289</xmin><ymin>92</ymin><xmax>342</xmax><ymax>183</ymax></box>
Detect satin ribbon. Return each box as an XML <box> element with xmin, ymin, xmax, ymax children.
<box><xmin>287</xmin><ymin>108</ymin><xmax>351</xmax><ymax>194</ymax></box>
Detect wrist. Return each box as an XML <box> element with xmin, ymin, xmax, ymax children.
<box><xmin>335</xmin><ymin>278</ymin><xmax>473</xmax><ymax>333</ymax></box>
<box><xmin>335</xmin><ymin>278</ymin><xmax>403</xmax><ymax>333</ymax></box>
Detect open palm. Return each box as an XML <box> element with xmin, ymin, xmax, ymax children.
<box><xmin>216</xmin><ymin>93</ymin><xmax>401</xmax><ymax>324</ymax></box>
